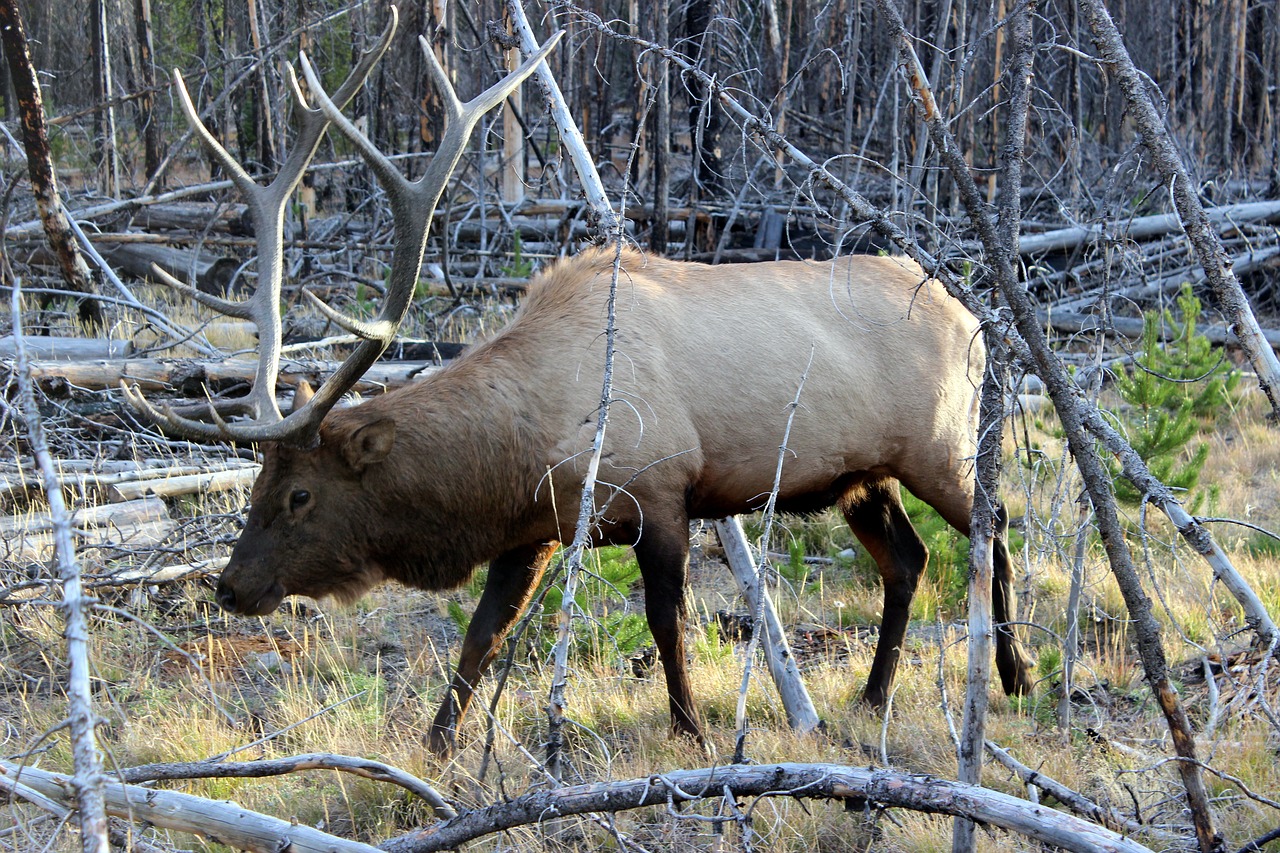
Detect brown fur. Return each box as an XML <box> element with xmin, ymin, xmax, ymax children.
<box><xmin>217</xmin><ymin>247</ymin><xmax>1035</xmax><ymax>752</ymax></box>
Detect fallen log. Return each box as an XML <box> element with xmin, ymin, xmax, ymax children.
<box><xmin>0</xmin><ymin>556</ymin><xmax>226</xmax><ymax>602</ymax></box>
<box><xmin>129</xmin><ymin>202</ymin><xmax>250</xmax><ymax>234</ymax></box>
<box><xmin>1052</xmin><ymin>244</ymin><xmax>1280</xmax><ymax>314</ymax></box>
<box><xmin>94</xmin><ymin>556</ymin><xmax>227</xmax><ymax>586</ymax></box>
<box><xmin>1016</xmin><ymin>200</ymin><xmax>1280</xmax><ymax>256</ymax></box>
<box><xmin>3</xmin><ymin>760</ymin><xmax>1157</xmax><ymax>853</ymax></box>
<box><xmin>15</xmin><ymin>357</ymin><xmax>441</xmax><ymax>395</ymax></box>
<box><xmin>1</xmin><ymin>500</ymin><xmax>174</xmax><ymax>564</ymax></box>
<box><xmin>0</xmin><ymin>496</ymin><xmax>169</xmax><ymax>537</ymax></box>
<box><xmin>381</xmin><ymin>763</ymin><xmax>1156</xmax><ymax>853</ymax></box>
<box><xmin>107</xmin><ymin>467</ymin><xmax>258</xmax><ymax>501</ymax></box>
<box><xmin>100</xmin><ymin>242</ymin><xmax>242</xmax><ymax>295</ymax></box>
<box><xmin>1</xmin><ymin>763</ymin><xmax>380</xmax><ymax>853</ymax></box>
<box><xmin>1041</xmin><ymin>310</ymin><xmax>1280</xmax><ymax>349</ymax></box>
<box><xmin>0</xmin><ymin>460</ymin><xmax>257</xmax><ymax>503</ymax></box>
<box><xmin>0</xmin><ymin>335</ymin><xmax>132</xmax><ymax>360</ymax></box>
<box><xmin>20</xmin><ymin>240</ymin><xmax>241</xmax><ymax>296</ymax></box>
<box><xmin>984</xmin><ymin>740</ymin><xmax>1178</xmax><ymax>842</ymax></box>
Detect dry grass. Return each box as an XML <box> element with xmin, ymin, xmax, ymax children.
<box><xmin>3</xmin><ymin>298</ymin><xmax>1279</xmax><ymax>852</ymax></box>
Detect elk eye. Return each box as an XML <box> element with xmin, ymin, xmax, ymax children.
<box><xmin>289</xmin><ymin>490</ymin><xmax>311</xmax><ymax>512</ymax></box>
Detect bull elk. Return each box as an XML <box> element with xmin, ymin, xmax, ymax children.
<box><xmin>127</xmin><ymin>12</ymin><xmax>1035</xmax><ymax>755</ymax></box>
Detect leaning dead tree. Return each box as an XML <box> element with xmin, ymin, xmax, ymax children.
<box><xmin>7</xmin><ymin>287</ymin><xmax>108</xmax><ymax>847</ymax></box>
<box><xmin>565</xmin><ymin>6</ymin><xmax>1277</xmax><ymax>853</ymax></box>
<box><xmin>0</xmin><ymin>0</ymin><xmax>102</xmax><ymax>328</ymax></box>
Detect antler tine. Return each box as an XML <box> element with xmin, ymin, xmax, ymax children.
<box><xmin>417</xmin><ymin>32</ymin><xmax>563</xmax><ymax>192</ymax></box>
<box><xmin>121</xmin><ymin>381</ymin><xmax>230</xmax><ymax>441</ymax></box>
<box><xmin>418</xmin><ymin>34</ymin><xmax>465</xmax><ymax>126</ymax></box>
<box><xmin>300</xmin><ymin>289</ymin><xmax>398</xmax><ymax>342</ymax></box>
<box><xmin>297</xmin><ymin>51</ymin><xmax>409</xmax><ymax>199</ymax></box>
<box><xmin>148</xmin><ymin>263</ymin><xmax>252</xmax><ymax>320</ymax></box>
<box><xmin>272</xmin><ymin>31</ymin><xmax>563</xmax><ymax>446</ymax></box>
<box><xmin>280</xmin><ymin>7</ymin><xmax>399</xmax><ymax>203</ymax></box>
<box><xmin>169</xmin><ymin>70</ymin><xmax>260</xmax><ymax>200</ymax></box>
<box><xmin>126</xmin><ymin>14</ymin><xmax>401</xmax><ymax>443</ymax></box>
<box><xmin>310</xmin><ymin>7</ymin><xmax>400</xmax><ymax>117</ymax></box>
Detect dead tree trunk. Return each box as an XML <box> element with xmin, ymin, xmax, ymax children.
<box><xmin>650</xmin><ymin>0</ymin><xmax>671</xmax><ymax>254</ymax></box>
<box><xmin>246</xmin><ymin>0</ymin><xmax>276</xmax><ymax>168</ymax></box>
<box><xmin>0</xmin><ymin>0</ymin><xmax>103</xmax><ymax>329</ymax></box>
<box><xmin>91</xmin><ymin>0</ymin><xmax>120</xmax><ymax>195</ymax></box>
<box><xmin>684</xmin><ymin>0</ymin><xmax>723</xmax><ymax>200</ymax></box>
<box><xmin>133</xmin><ymin>0</ymin><xmax>161</xmax><ymax>181</ymax></box>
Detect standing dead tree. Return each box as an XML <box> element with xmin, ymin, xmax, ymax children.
<box><xmin>0</xmin><ymin>0</ymin><xmax>103</xmax><ymax>328</ymax></box>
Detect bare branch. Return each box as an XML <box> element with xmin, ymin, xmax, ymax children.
<box><xmin>378</xmin><ymin>762</ymin><xmax>1157</xmax><ymax>853</ymax></box>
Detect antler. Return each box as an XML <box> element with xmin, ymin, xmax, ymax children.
<box><xmin>125</xmin><ymin>10</ymin><xmax>561</xmax><ymax>447</ymax></box>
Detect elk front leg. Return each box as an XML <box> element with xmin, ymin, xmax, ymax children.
<box><xmin>428</xmin><ymin>541</ymin><xmax>557</xmax><ymax>755</ymax></box>
<box><xmin>841</xmin><ymin>480</ymin><xmax>929</xmax><ymax>708</ymax></box>
<box><xmin>634</xmin><ymin>516</ymin><xmax>704</xmax><ymax>743</ymax></box>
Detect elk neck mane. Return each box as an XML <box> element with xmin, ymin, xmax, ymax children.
<box><xmin>325</xmin><ymin>247</ymin><xmax>636</xmax><ymax>587</ymax></box>
<box><xmin>318</xmin><ymin>325</ymin><xmax>562</xmax><ymax>588</ymax></box>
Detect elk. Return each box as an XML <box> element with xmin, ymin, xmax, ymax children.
<box><xmin>128</xmin><ymin>13</ymin><xmax>1035</xmax><ymax>755</ymax></box>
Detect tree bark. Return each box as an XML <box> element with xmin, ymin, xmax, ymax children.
<box><xmin>684</xmin><ymin>0</ymin><xmax>723</xmax><ymax>199</ymax></box>
<box><xmin>714</xmin><ymin>516</ymin><xmax>822</xmax><ymax>735</ymax></box>
<box><xmin>245</xmin><ymin>0</ymin><xmax>276</xmax><ymax>169</ymax></box>
<box><xmin>9</xmin><ymin>290</ymin><xmax>110</xmax><ymax>852</ymax></box>
<box><xmin>91</xmin><ymin>0</ymin><xmax>120</xmax><ymax>196</ymax></box>
<box><xmin>2</xmin><ymin>763</ymin><xmax>380</xmax><ymax>853</ymax></box>
<box><xmin>4</xmin><ymin>760</ymin><xmax>1158</xmax><ymax>853</ymax></box>
<box><xmin>14</xmin><ymin>356</ymin><xmax>441</xmax><ymax>395</ymax></box>
<box><xmin>0</xmin><ymin>0</ymin><xmax>103</xmax><ymax>328</ymax></box>
<box><xmin>501</xmin><ymin>8</ymin><xmax>526</xmax><ymax>205</ymax></box>
<box><xmin>956</xmin><ymin>9</ymin><xmax>1035</xmax><ymax>847</ymax></box>
<box><xmin>379</xmin><ymin>762</ymin><xmax>1157</xmax><ymax>853</ymax></box>
<box><xmin>1013</xmin><ymin>200</ymin><xmax>1280</xmax><ymax>256</ymax></box>
<box><xmin>133</xmin><ymin>0</ymin><xmax>161</xmax><ymax>181</ymax></box>
<box><xmin>650</xmin><ymin>0</ymin><xmax>671</xmax><ymax>254</ymax></box>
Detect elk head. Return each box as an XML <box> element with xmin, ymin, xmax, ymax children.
<box><xmin>122</xmin><ymin>8</ymin><xmax>560</xmax><ymax>611</ymax></box>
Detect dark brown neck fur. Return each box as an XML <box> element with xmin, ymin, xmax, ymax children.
<box><xmin>325</xmin><ymin>338</ymin><xmax>554</xmax><ymax>591</ymax></box>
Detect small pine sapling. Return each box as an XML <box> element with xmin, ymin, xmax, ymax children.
<box><xmin>1111</xmin><ymin>284</ymin><xmax>1238</xmax><ymax>512</ymax></box>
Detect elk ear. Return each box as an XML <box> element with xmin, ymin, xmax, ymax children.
<box><xmin>342</xmin><ymin>418</ymin><xmax>396</xmax><ymax>472</ymax></box>
<box><xmin>289</xmin><ymin>380</ymin><xmax>315</xmax><ymax>414</ymax></box>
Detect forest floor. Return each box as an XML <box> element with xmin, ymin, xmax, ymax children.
<box><xmin>3</xmin><ymin>374</ymin><xmax>1279</xmax><ymax>852</ymax></box>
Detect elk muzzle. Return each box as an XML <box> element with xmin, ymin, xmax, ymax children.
<box><xmin>215</xmin><ymin>569</ymin><xmax>286</xmax><ymax>616</ymax></box>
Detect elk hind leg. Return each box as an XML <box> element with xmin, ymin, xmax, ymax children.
<box><xmin>428</xmin><ymin>541</ymin><xmax>558</xmax><ymax>755</ymax></box>
<box><xmin>992</xmin><ymin>505</ymin><xmax>1035</xmax><ymax>696</ymax></box>
<box><xmin>906</xmin><ymin>473</ymin><xmax>1036</xmax><ymax>699</ymax></box>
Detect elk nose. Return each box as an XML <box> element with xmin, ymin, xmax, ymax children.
<box><xmin>215</xmin><ymin>582</ymin><xmax>238</xmax><ymax>613</ymax></box>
